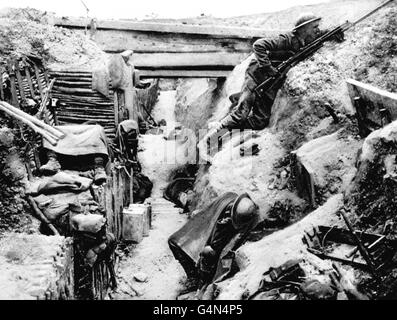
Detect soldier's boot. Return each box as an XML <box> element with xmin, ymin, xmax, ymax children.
<box><xmin>94</xmin><ymin>157</ymin><xmax>107</xmax><ymax>185</ymax></box>
<box><xmin>40</xmin><ymin>151</ymin><xmax>61</xmax><ymax>175</ymax></box>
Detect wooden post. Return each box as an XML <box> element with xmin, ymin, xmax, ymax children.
<box><xmin>0</xmin><ymin>65</ymin><xmax>4</xmax><ymax>101</ymax></box>
<box><xmin>33</xmin><ymin>64</ymin><xmax>45</xmax><ymax>100</ymax></box>
<box><xmin>129</xmin><ymin>166</ymin><xmax>134</xmax><ymax>206</ymax></box>
<box><xmin>23</xmin><ymin>57</ymin><xmax>36</xmax><ymax>98</ymax></box>
<box><xmin>15</xmin><ymin>67</ymin><xmax>26</xmax><ymax>103</ymax></box>
<box><xmin>7</xmin><ymin>59</ymin><xmax>19</xmax><ymax>107</ymax></box>
<box><xmin>113</xmin><ymin>89</ymin><xmax>119</xmax><ymax>128</ymax></box>
<box><xmin>124</xmin><ymin>65</ymin><xmax>137</xmax><ymax>123</ymax></box>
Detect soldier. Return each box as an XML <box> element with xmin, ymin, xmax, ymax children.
<box><xmin>201</xmin><ymin>13</ymin><xmax>344</xmax><ymax>142</ymax></box>
<box><xmin>168</xmin><ymin>192</ymin><xmax>260</xmax><ymax>295</ymax></box>
<box><xmin>39</xmin><ymin>124</ymin><xmax>110</xmax><ymax>185</ymax></box>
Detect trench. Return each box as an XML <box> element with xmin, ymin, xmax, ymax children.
<box><xmin>0</xmin><ymin>3</ymin><xmax>395</xmax><ymax>301</ymax></box>
<box><xmin>113</xmin><ymin>89</ymin><xmax>191</xmax><ymax>300</ymax></box>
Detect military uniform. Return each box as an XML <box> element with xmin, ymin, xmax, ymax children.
<box><xmin>220</xmin><ymin>32</ymin><xmax>305</xmax><ymax>130</ymax></box>
<box><xmin>168</xmin><ymin>192</ymin><xmax>259</xmax><ymax>284</ymax></box>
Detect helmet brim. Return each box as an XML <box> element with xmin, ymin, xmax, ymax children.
<box><xmin>293</xmin><ymin>17</ymin><xmax>321</xmax><ymax>32</ymax></box>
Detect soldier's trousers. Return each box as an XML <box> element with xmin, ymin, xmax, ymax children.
<box><xmin>225</xmin><ymin>88</ymin><xmax>274</xmax><ymax>130</ymax></box>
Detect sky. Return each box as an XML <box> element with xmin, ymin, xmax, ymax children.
<box><xmin>0</xmin><ymin>0</ymin><xmax>332</xmax><ymax>20</ymax></box>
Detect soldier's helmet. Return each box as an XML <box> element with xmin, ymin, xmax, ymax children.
<box><xmin>231</xmin><ymin>193</ymin><xmax>259</xmax><ymax>231</ymax></box>
<box><xmin>293</xmin><ymin>12</ymin><xmax>321</xmax><ymax>32</ymax></box>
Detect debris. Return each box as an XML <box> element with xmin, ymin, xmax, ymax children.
<box><xmin>329</xmin><ymin>263</ymin><xmax>369</xmax><ymax>300</ymax></box>
<box><xmin>324</xmin><ymin>103</ymin><xmax>339</xmax><ymax>124</ymax></box>
<box><xmin>134</xmin><ymin>272</ymin><xmax>148</xmax><ymax>283</ymax></box>
<box><xmin>338</xmin><ymin>209</ymin><xmax>379</xmax><ymax>278</ymax></box>
<box><xmin>248</xmin><ymin>259</ymin><xmax>305</xmax><ymax>300</ymax></box>
<box><xmin>303</xmin><ymin>225</ymin><xmax>397</xmax><ymax>273</ymax></box>
<box><xmin>300</xmin><ymin>279</ymin><xmax>336</xmax><ymax>300</ymax></box>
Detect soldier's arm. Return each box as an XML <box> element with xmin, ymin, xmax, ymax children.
<box><xmin>252</xmin><ymin>35</ymin><xmax>291</xmax><ymax>67</ymax></box>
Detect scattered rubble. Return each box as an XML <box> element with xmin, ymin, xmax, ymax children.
<box><xmin>134</xmin><ymin>272</ymin><xmax>148</xmax><ymax>283</ymax></box>
<box><xmin>171</xmin><ymin>1</ymin><xmax>396</xmax><ymax>300</ymax></box>
<box><xmin>0</xmin><ymin>1</ymin><xmax>396</xmax><ymax>301</ymax></box>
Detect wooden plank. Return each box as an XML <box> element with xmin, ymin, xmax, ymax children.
<box><xmin>33</xmin><ymin>64</ymin><xmax>45</xmax><ymax>100</ymax></box>
<box><xmin>25</xmin><ymin>67</ymin><xmax>36</xmax><ymax>97</ymax></box>
<box><xmin>7</xmin><ymin>59</ymin><xmax>19</xmax><ymax>107</ymax></box>
<box><xmin>50</xmin><ymin>76</ymin><xmax>92</xmax><ymax>82</ymax></box>
<box><xmin>347</xmin><ymin>79</ymin><xmax>397</xmax><ymax>115</ymax></box>
<box><xmin>105</xmin><ymin>181</ymin><xmax>114</xmax><ymax>235</ymax></box>
<box><xmin>89</xmin><ymin>29</ymin><xmax>255</xmax><ymax>54</ymax></box>
<box><xmin>56</xmin><ymin>114</ymin><xmax>114</xmax><ymax>121</ymax></box>
<box><xmin>139</xmin><ymin>69</ymin><xmax>231</xmax><ymax>78</ymax></box>
<box><xmin>50</xmin><ymin>70</ymin><xmax>92</xmax><ymax>76</ymax></box>
<box><xmin>133</xmin><ymin>52</ymin><xmax>247</xmax><ymax>69</ymax></box>
<box><xmin>22</xmin><ymin>58</ymin><xmax>36</xmax><ymax>97</ymax></box>
<box><xmin>54</xmin><ymin>17</ymin><xmax>280</xmax><ymax>38</ymax></box>
<box><xmin>15</xmin><ymin>67</ymin><xmax>26</xmax><ymax>102</ymax></box>
<box><xmin>43</xmin><ymin>68</ymin><xmax>50</xmax><ymax>85</ymax></box>
<box><xmin>117</xmin><ymin>169</ymin><xmax>123</xmax><ymax>240</ymax></box>
<box><xmin>53</xmin><ymin>18</ymin><xmax>282</xmax><ymax>56</ymax></box>
<box><xmin>114</xmin><ymin>89</ymin><xmax>119</xmax><ymax>128</ymax></box>
<box><xmin>291</xmin><ymin>152</ymin><xmax>317</xmax><ymax>209</ymax></box>
<box><xmin>112</xmin><ymin>169</ymin><xmax>120</xmax><ymax>239</ymax></box>
<box><xmin>54</xmin><ymin>97</ymin><xmax>114</xmax><ymax>106</ymax></box>
<box><xmin>0</xmin><ymin>66</ymin><xmax>4</xmax><ymax>100</ymax></box>
<box><xmin>57</xmin><ymin>107</ymin><xmax>114</xmax><ymax>115</ymax></box>
<box><xmin>54</xmin><ymin>80</ymin><xmax>94</xmax><ymax>87</ymax></box>
<box><xmin>52</xmin><ymin>91</ymin><xmax>112</xmax><ymax>100</ymax></box>
<box><xmin>53</xmin><ymin>86</ymin><xmax>102</xmax><ymax>94</ymax></box>
<box><xmin>346</xmin><ymin>79</ymin><xmax>397</xmax><ymax>137</ymax></box>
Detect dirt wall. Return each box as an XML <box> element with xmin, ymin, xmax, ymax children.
<box><xmin>174</xmin><ymin>78</ymin><xmax>224</xmax><ymax>134</ymax></box>
<box><xmin>0</xmin><ymin>8</ymin><xmax>107</xmax><ymax>70</ymax></box>
<box><xmin>0</xmin><ymin>233</ymin><xmax>74</xmax><ymax>299</ymax></box>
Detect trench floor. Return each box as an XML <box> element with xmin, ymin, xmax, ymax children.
<box><xmin>112</xmin><ymin>197</ymin><xmax>188</xmax><ymax>300</ymax></box>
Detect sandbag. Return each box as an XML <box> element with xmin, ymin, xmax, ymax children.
<box><xmin>71</xmin><ymin>214</ymin><xmax>106</xmax><ymax>234</ymax></box>
<box><xmin>26</xmin><ymin>172</ymin><xmax>93</xmax><ymax>196</ymax></box>
<box><xmin>33</xmin><ymin>192</ymin><xmax>81</xmax><ymax>222</ymax></box>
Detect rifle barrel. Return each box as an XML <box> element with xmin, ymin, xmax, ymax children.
<box><xmin>254</xmin><ymin>0</ymin><xmax>395</xmax><ymax>97</ymax></box>
<box><xmin>343</xmin><ymin>0</ymin><xmax>395</xmax><ymax>32</ymax></box>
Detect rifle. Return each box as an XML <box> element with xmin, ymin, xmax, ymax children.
<box><xmin>254</xmin><ymin>0</ymin><xmax>395</xmax><ymax>99</ymax></box>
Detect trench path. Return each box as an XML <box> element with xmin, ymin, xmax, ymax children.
<box><xmin>112</xmin><ymin>90</ymin><xmax>189</xmax><ymax>300</ymax></box>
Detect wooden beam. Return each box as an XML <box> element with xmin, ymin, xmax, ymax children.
<box><xmin>139</xmin><ymin>69</ymin><xmax>231</xmax><ymax>78</ymax></box>
<box><xmin>7</xmin><ymin>59</ymin><xmax>19</xmax><ymax>107</ymax></box>
<box><xmin>346</xmin><ymin>79</ymin><xmax>397</xmax><ymax>107</ymax></box>
<box><xmin>0</xmin><ymin>65</ymin><xmax>4</xmax><ymax>100</ymax></box>
<box><xmin>89</xmin><ymin>29</ymin><xmax>255</xmax><ymax>53</ymax></box>
<box><xmin>23</xmin><ymin>59</ymin><xmax>36</xmax><ymax>98</ymax></box>
<box><xmin>53</xmin><ymin>17</ymin><xmax>283</xmax><ymax>55</ymax></box>
<box><xmin>54</xmin><ymin>17</ymin><xmax>281</xmax><ymax>39</ymax></box>
<box><xmin>15</xmin><ymin>68</ymin><xmax>27</xmax><ymax>102</ymax></box>
<box><xmin>346</xmin><ymin>78</ymin><xmax>397</xmax><ymax>137</ymax></box>
<box><xmin>133</xmin><ymin>52</ymin><xmax>248</xmax><ymax>69</ymax></box>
